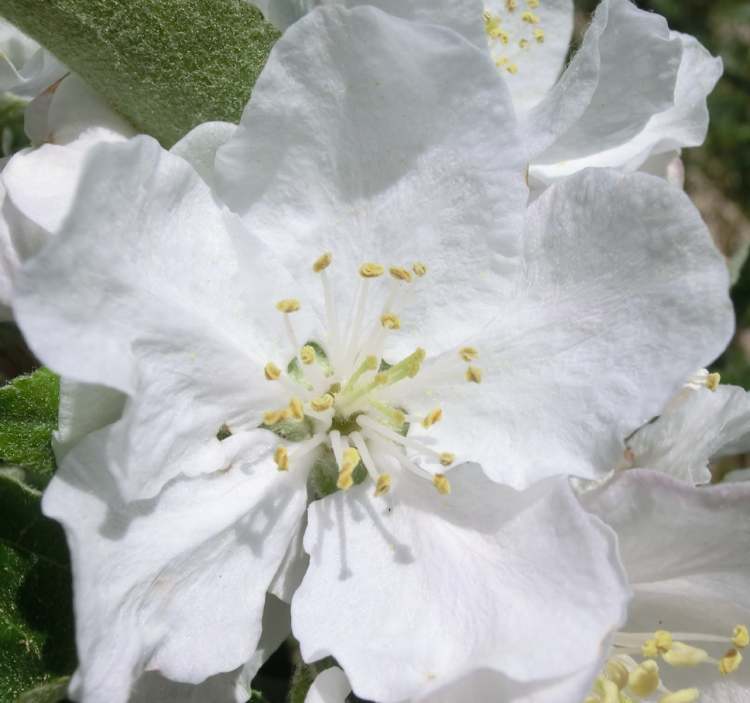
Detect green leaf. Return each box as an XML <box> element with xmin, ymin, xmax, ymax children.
<box><xmin>0</xmin><ymin>97</ymin><xmax>29</xmax><ymax>158</ymax></box>
<box><xmin>0</xmin><ymin>0</ymin><xmax>280</xmax><ymax>147</ymax></box>
<box><xmin>15</xmin><ymin>677</ymin><xmax>69</xmax><ymax>703</ymax></box>
<box><xmin>0</xmin><ymin>369</ymin><xmax>59</xmax><ymax>490</ymax></box>
<box><xmin>0</xmin><ymin>472</ymin><xmax>75</xmax><ymax>703</ymax></box>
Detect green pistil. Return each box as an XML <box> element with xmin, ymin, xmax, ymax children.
<box><xmin>342</xmin><ymin>355</ymin><xmax>378</xmax><ymax>394</ymax></box>
<box><xmin>340</xmin><ymin>348</ymin><xmax>425</xmax><ymax>408</ymax></box>
<box><xmin>378</xmin><ymin>347</ymin><xmax>425</xmax><ymax>385</ymax></box>
<box><xmin>329</xmin><ymin>412</ymin><xmax>363</xmax><ymax>436</ymax></box>
<box><xmin>369</xmin><ymin>400</ymin><xmax>406</xmax><ymax>429</ymax></box>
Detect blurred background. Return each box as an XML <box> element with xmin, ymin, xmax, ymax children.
<box><xmin>0</xmin><ymin>1</ymin><xmax>748</xmax><ymax>701</ymax></box>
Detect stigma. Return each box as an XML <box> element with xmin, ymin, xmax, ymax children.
<box><xmin>584</xmin><ymin>624</ymin><xmax>748</xmax><ymax>702</ymax></box>
<box><xmin>257</xmin><ymin>253</ymin><xmax>481</xmax><ymax>498</ymax></box>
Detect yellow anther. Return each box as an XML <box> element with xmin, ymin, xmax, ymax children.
<box><xmin>533</xmin><ymin>27</ymin><xmax>545</xmax><ymax>42</ymax></box>
<box><xmin>655</xmin><ymin>630</ymin><xmax>674</xmax><ymax>652</ymax></box>
<box><xmin>422</xmin><ymin>408</ymin><xmax>443</xmax><ymax>429</ymax></box>
<box><xmin>288</xmin><ymin>397</ymin><xmax>304</xmax><ymax>421</ymax></box>
<box><xmin>263</xmin><ymin>409</ymin><xmax>287</xmax><ymax>426</ymax></box>
<box><xmin>359</xmin><ymin>262</ymin><xmax>384</xmax><ymax>278</ymax></box>
<box><xmin>459</xmin><ymin>346</ymin><xmax>479</xmax><ymax>362</ymax></box>
<box><xmin>375</xmin><ymin>372</ymin><xmax>388</xmax><ymax>386</ymax></box>
<box><xmin>389</xmin><ymin>266</ymin><xmax>412</xmax><ymax>282</ymax></box>
<box><xmin>719</xmin><ymin>648</ymin><xmax>742</xmax><ymax>674</ymax></box>
<box><xmin>706</xmin><ymin>371</ymin><xmax>721</xmax><ymax>391</ymax></box>
<box><xmin>484</xmin><ymin>13</ymin><xmax>509</xmax><ymax>42</ymax></box>
<box><xmin>276</xmin><ymin>298</ymin><xmax>301</xmax><ymax>313</ymax></box>
<box><xmin>662</xmin><ymin>642</ymin><xmax>708</xmax><ymax>668</ymax></box>
<box><xmin>733</xmin><ymin>625</ymin><xmax>749</xmax><ymax>648</ymax></box>
<box><xmin>312</xmin><ymin>252</ymin><xmax>332</xmax><ymax>272</ymax></box>
<box><xmin>506</xmin><ymin>63</ymin><xmax>519</xmax><ymax>75</ymax></box>
<box><xmin>628</xmin><ymin>660</ymin><xmax>660</xmax><ymax>697</ymax></box>
<box><xmin>522</xmin><ymin>11</ymin><xmax>540</xmax><ymax>23</ymax></box>
<box><xmin>484</xmin><ymin>10</ymin><xmax>502</xmax><ymax>36</ymax></box>
<box><xmin>274</xmin><ymin>446</ymin><xmax>289</xmax><ymax>471</ymax></box>
<box><xmin>342</xmin><ymin>447</ymin><xmax>360</xmax><ymax>473</ymax></box>
<box><xmin>583</xmin><ymin>698</ymin><xmax>599</xmax><ymax>703</ymax></box>
<box><xmin>364</xmin><ymin>355</ymin><xmax>378</xmax><ymax>370</ymax></box>
<box><xmin>659</xmin><ymin>689</ymin><xmax>699</xmax><ymax>703</ymax></box>
<box><xmin>300</xmin><ymin>345</ymin><xmax>316</xmax><ymax>365</ymax></box>
<box><xmin>412</xmin><ymin>262</ymin><xmax>427</xmax><ymax>277</ymax></box>
<box><xmin>439</xmin><ymin>452</ymin><xmax>455</xmax><ymax>466</ymax></box>
<box><xmin>374</xmin><ymin>473</ymin><xmax>392</xmax><ymax>497</ymax></box>
<box><xmin>594</xmin><ymin>677</ymin><xmax>620</xmax><ymax>703</ymax></box>
<box><xmin>506</xmin><ymin>0</ymin><xmax>517</xmax><ymax>10</ymax></box>
<box><xmin>604</xmin><ymin>659</ymin><xmax>629</xmax><ymax>689</ymax></box>
<box><xmin>264</xmin><ymin>362</ymin><xmax>282</xmax><ymax>381</ymax></box>
<box><xmin>526</xmin><ymin>0</ymin><xmax>540</xmax><ymax>7</ymax></box>
<box><xmin>337</xmin><ymin>469</ymin><xmax>354</xmax><ymax>490</ymax></box>
<box><xmin>519</xmin><ymin>38</ymin><xmax>530</xmax><ymax>49</ymax></box>
<box><xmin>433</xmin><ymin>473</ymin><xmax>451</xmax><ymax>495</ymax></box>
<box><xmin>466</xmin><ymin>366</ymin><xmax>482</xmax><ymax>383</ymax></box>
<box><xmin>310</xmin><ymin>394</ymin><xmax>335</xmax><ymax>412</ymax></box>
<box><xmin>380</xmin><ymin>313</ymin><xmax>401</xmax><ymax>330</ymax></box>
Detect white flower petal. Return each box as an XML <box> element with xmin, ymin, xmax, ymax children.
<box><xmin>531</xmin><ymin>32</ymin><xmax>721</xmax><ymax>184</ymax></box>
<box><xmin>46</xmin><ymin>429</ymin><xmax>307</xmax><ymax>703</ymax></box>
<box><xmin>398</xmin><ymin>169</ymin><xmax>733</xmax><ymax>487</ymax></box>
<box><xmin>584</xmin><ymin>470</ymin><xmax>750</xmax><ymax>702</ymax></box>
<box><xmin>628</xmin><ymin>384</ymin><xmax>750</xmax><ymax>485</ymax></box>
<box><xmin>128</xmin><ymin>594</ymin><xmax>290</xmax><ymax>703</ymax></box>
<box><xmin>639</xmin><ymin>150</ymin><xmax>685</xmax><ymax>187</ymax></box>
<box><xmin>259</xmin><ymin>0</ymin><xmax>486</xmax><ymax>47</ymax></box>
<box><xmin>526</xmin><ymin>0</ymin><xmax>682</xmax><ymax>162</ymax></box>
<box><xmin>418</xmin><ymin>663</ymin><xmax>604</xmax><ymax>703</ymax></box>
<box><xmin>0</xmin><ymin>182</ymin><xmax>18</xmax><ymax>318</ymax></box>
<box><xmin>483</xmin><ymin>0</ymin><xmax>573</xmax><ymax>111</ymax></box>
<box><xmin>215</xmin><ymin>5</ymin><xmax>527</xmax><ymax>358</ymax></box>
<box><xmin>250</xmin><ymin>0</ymin><xmax>314</xmax><ymax>30</ymax></box>
<box><xmin>170</xmin><ymin>121</ymin><xmax>237</xmax><ymax>191</ymax></box>
<box><xmin>26</xmin><ymin>72</ymin><xmax>135</xmax><ymax>146</ymax></box>
<box><xmin>269</xmin><ymin>514</ymin><xmax>308</xmax><ymax>603</ymax></box>
<box><xmin>14</xmin><ymin>136</ymin><xmax>305</xmax><ymax>499</ymax></box>
<box><xmin>292</xmin><ymin>467</ymin><xmax>629</xmax><ymax>702</ymax></box>
<box><xmin>305</xmin><ymin>667</ymin><xmax>352</xmax><ymax>703</ymax></box>
<box><xmin>1</xmin><ymin>136</ymin><xmax>126</xmax><ymax>283</ymax></box>
<box><xmin>0</xmin><ymin>18</ymin><xmax>66</xmax><ymax>98</ymax></box>
<box><xmin>54</xmin><ymin>378</ymin><xmax>125</xmax><ymax>461</ymax></box>
<box><xmin>582</xmin><ymin>469</ymin><xmax>750</xmax><ymax>592</ymax></box>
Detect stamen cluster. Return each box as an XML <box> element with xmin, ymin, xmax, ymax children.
<box><xmin>260</xmin><ymin>253</ymin><xmax>483</xmax><ymax>498</ymax></box>
<box><xmin>585</xmin><ymin>625</ymin><xmax>749</xmax><ymax>703</ymax></box>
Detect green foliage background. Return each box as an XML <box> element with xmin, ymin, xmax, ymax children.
<box><xmin>0</xmin><ymin>1</ymin><xmax>748</xmax><ymax>702</ymax></box>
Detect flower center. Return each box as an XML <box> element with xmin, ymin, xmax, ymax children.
<box><xmin>584</xmin><ymin>625</ymin><xmax>748</xmax><ymax>703</ymax></box>
<box><xmin>483</xmin><ymin>0</ymin><xmax>546</xmax><ymax>76</ymax></box>
<box><xmin>259</xmin><ymin>253</ymin><xmax>482</xmax><ymax>498</ymax></box>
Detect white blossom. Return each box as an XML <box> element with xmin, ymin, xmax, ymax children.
<box><xmin>0</xmin><ymin>17</ymin><xmax>65</xmax><ymax>99</ymax></box>
<box><xmin>624</xmin><ymin>372</ymin><xmax>750</xmax><ymax>485</ymax></box>
<box><xmin>582</xmin><ymin>470</ymin><xmax>750</xmax><ymax>703</ymax></box>
<box><xmin>257</xmin><ymin>0</ymin><xmax>720</xmax><ymax>192</ymax></box>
